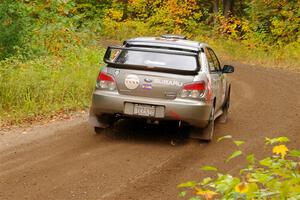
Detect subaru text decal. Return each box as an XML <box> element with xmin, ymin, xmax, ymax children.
<box><xmin>153</xmin><ymin>79</ymin><xmax>183</xmax><ymax>87</ymax></box>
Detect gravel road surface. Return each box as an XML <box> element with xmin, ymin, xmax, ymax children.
<box><xmin>1</xmin><ymin>63</ymin><xmax>299</xmax><ymax>200</ymax></box>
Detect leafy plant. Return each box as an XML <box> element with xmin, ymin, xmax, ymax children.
<box><xmin>0</xmin><ymin>45</ymin><xmax>104</xmax><ymax>126</ymax></box>
<box><xmin>1</xmin><ymin>0</ymin><xmax>299</xmax><ymax>126</ymax></box>
<box><xmin>0</xmin><ymin>0</ymin><xmax>33</xmax><ymax>59</ymax></box>
<box><xmin>178</xmin><ymin>136</ymin><xmax>300</xmax><ymax>200</ymax></box>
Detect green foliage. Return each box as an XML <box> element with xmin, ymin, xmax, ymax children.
<box><xmin>243</xmin><ymin>0</ymin><xmax>300</xmax><ymax>47</ymax></box>
<box><xmin>178</xmin><ymin>136</ymin><xmax>300</xmax><ymax>200</ymax></box>
<box><xmin>99</xmin><ymin>0</ymin><xmax>299</xmax><ymax>70</ymax></box>
<box><xmin>1</xmin><ymin>0</ymin><xmax>299</xmax><ymax>125</ymax></box>
<box><xmin>103</xmin><ymin>0</ymin><xmax>202</xmax><ymax>35</ymax></box>
<box><xmin>226</xmin><ymin>150</ymin><xmax>242</xmax><ymax>162</ymax></box>
<box><xmin>74</xmin><ymin>0</ymin><xmax>111</xmax><ymax>20</ymax></box>
<box><xmin>200</xmin><ymin>36</ymin><xmax>300</xmax><ymax>70</ymax></box>
<box><xmin>0</xmin><ymin>46</ymin><xmax>104</xmax><ymax>125</ymax></box>
<box><xmin>0</xmin><ymin>0</ymin><xmax>102</xmax><ymax>60</ymax></box>
<box><xmin>0</xmin><ymin>0</ymin><xmax>106</xmax><ymax>126</ymax></box>
<box><xmin>217</xmin><ymin>135</ymin><xmax>232</xmax><ymax>142</ymax></box>
<box><xmin>265</xmin><ymin>137</ymin><xmax>290</xmax><ymax>145</ymax></box>
<box><xmin>29</xmin><ymin>0</ymin><xmax>91</xmax><ymax>56</ymax></box>
<box><xmin>101</xmin><ymin>18</ymin><xmax>156</xmax><ymax>41</ymax></box>
<box><xmin>201</xmin><ymin>166</ymin><xmax>218</xmax><ymax>172</ymax></box>
<box><xmin>0</xmin><ymin>0</ymin><xmax>33</xmax><ymax>59</ymax></box>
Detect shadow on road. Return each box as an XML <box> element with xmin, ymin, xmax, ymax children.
<box><xmin>96</xmin><ymin>119</ymin><xmax>192</xmax><ymax>146</ymax></box>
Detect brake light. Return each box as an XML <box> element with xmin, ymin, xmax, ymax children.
<box><xmin>183</xmin><ymin>82</ymin><xmax>205</xmax><ymax>90</ymax></box>
<box><xmin>98</xmin><ymin>72</ymin><xmax>114</xmax><ymax>81</ymax></box>
<box><xmin>179</xmin><ymin>81</ymin><xmax>206</xmax><ymax>99</ymax></box>
<box><xmin>96</xmin><ymin>71</ymin><xmax>116</xmax><ymax>91</ymax></box>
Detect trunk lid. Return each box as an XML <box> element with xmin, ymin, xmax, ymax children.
<box><xmin>107</xmin><ymin>68</ymin><xmax>195</xmax><ymax>99</ymax></box>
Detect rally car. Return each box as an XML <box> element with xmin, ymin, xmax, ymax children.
<box><xmin>89</xmin><ymin>35</ymin><xmax>234</xmax><ymax>141</ymax></box>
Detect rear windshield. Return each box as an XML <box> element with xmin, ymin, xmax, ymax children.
<box><xmin>114</xmin><ymin>50</ymin><xmax>198</xmax><ymax>71</ymax></box>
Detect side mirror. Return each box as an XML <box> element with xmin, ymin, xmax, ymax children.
<box><xmin>222</xmin><ymin>65</ymin><xmax>234</xmax><ymax>73</ymax></box>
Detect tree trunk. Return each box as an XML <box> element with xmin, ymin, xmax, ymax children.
<box><xmin>212</xmin><ymin>0</ymin><xmax>220</xmax><ymax>14</ymax></box>
<box><xmin>212</xmin><ymin>0</ymin><xmax>220</xmax><ymax>24</ymax></box>
<box><xmin>223</xmin><ymin>0</ymin><xmax>234</xmax><ymax>18</ymax></box>
<box><xmin>121</xmin><ymin>0</ymin><xmax>128</xmax><ymax>20</ymax></box>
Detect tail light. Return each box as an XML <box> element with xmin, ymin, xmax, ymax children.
<box><xmin>179</xmin><ymin>81</ymin><xmax>206</xmax><ymax>99</ymax></box>
<box><xmin>96</xmin><ymin>71</ymin><xmax>116</xmax><ymax>91</ymax></box>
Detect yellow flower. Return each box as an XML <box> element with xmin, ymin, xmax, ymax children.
<box><xmin>235</xmin><ymin>182</ymin><xmax>249</xmax><ymax>193</ymax></box>
<box><xmin>272</xmin><ymin>145</ymin><xmax>289</xmax><ymax>159</ymax></box>
<box><xmin>195</xmin><ymin>188</ymin><xmax>218</xmax><ymax>200</ymax></box>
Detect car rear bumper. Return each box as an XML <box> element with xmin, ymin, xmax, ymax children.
<box><xmin>90</xmin><ymin>90</ymin><xmax>212</xmax><ymax>128</ymax></box>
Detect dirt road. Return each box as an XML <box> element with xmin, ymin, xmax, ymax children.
<box><xmin>1</xmin><ymin>64</ymin><xmax>299</xmax><ymax>200</ymax></box>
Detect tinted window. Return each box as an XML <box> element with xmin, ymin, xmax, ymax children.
<box><xmin>114</xmin><ymin>50</ymin><xmax>198</xmax><ymax>71</ymax></box>
<box><xmin>208</xmin><ymin>49</ymin><xmax>221</xmax><ymax>71</ymax></box>
<box><xmin>204</xmin><ymin>48</ymin><xmax>215</xmax><ymax>72</ymax></box>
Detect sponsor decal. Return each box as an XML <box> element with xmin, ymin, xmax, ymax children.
<box><xmin>124</xmin><ymin>74</ymin><xmax>139</xmax><ymax>90</ymax></box>
<box><xmin>114</xmin><ymin>70</ymin><xmax>120</xmax><ymax>76</ymax></box>
<box><xmin>153</xmin><ymin>79</ymin><xmax>183</xmax><ymax>87</ymax></box>
<box><xmin>144</xmin><ymin>78</ymin><xmax>152</xmax><ymax>83</ymax></box>
<box><xmin>142</xmin><ymin>83</ymin><xmax>152</xmax><ymax>90</ymax></box>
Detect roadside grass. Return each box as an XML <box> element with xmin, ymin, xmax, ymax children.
<box><xmin>203</xmin><ymin>37</ymin><xmax>300</xmax><ymax>71</ymax></box>
<box><xmin>0</xmin><ymin>46</ymin><xmax>104</xmax><ymax>126</ymax></box>
<box><xmin>1</xmin><ymin>35</ymin><xmax>298</xmax><ymax>127</ymax></box>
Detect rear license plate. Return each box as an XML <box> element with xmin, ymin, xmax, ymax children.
<box><xmin>133</xmin><ymin>104</ymin><xmax>155</xmax><ymax>117</ymax></box>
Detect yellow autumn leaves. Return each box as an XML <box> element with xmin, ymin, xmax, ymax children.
<box><xmin>234</xmin><ymin>182</ymin><xmax>249</xmax><ymax>194</ymax></box>
<box><xmin>195</xmin><ymin>188</ymin><xmax>218</xmax><ymax>200</ymax></box>
<box><xmin>179</xmin><ymin>136</ymin><xmax>299</xmax><ymax>199</ymax></box>
<box><xmin>272</xmin><ymin>144</ymin><xmax>289</xmax><ymax>159</ymax></box>
<box><xmin>194</xmin><ymin>181</ymin><xmax>250</xmax><ymax>200</ymax></box>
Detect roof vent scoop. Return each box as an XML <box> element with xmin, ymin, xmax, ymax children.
<box><xmin>161</xmin><ymin>34</ymin><xmax>187</xmax><ymax>40</ymax></box>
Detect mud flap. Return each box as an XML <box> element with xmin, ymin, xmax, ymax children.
<box><xmin>189</xmin><ymin>107</ymin><xmax>215</xmax><ymax>142</ymax></box>
<box><xmin>219</xmin><ymin>87</ymin><xmax>230</xmax><ymax>123</ymax></box>
<box><xmin>219</xmin><ymin>101</ymin><xmax>228</xmax><ymax>123</ymax></box>
<box><xmin>189</xmin><ymin>123</ymin><xmax>213</xmax><ymax>142</ymax></box>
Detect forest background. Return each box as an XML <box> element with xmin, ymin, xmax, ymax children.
<box><xmin>0</xmin><ymin>0</ymin><xmax>299</xmax><ymax>125</ymax></box>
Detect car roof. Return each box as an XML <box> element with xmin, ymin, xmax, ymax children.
<box><xmin>125</xmin><ymin>36</ymin><xmax>209</xmax><ymax>52</ymax></box>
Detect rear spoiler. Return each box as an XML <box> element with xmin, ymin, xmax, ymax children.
<box><xmin>103</xmin><ymin>46</ymin><xmax>200</xmax><ymax>75</ymax></box>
